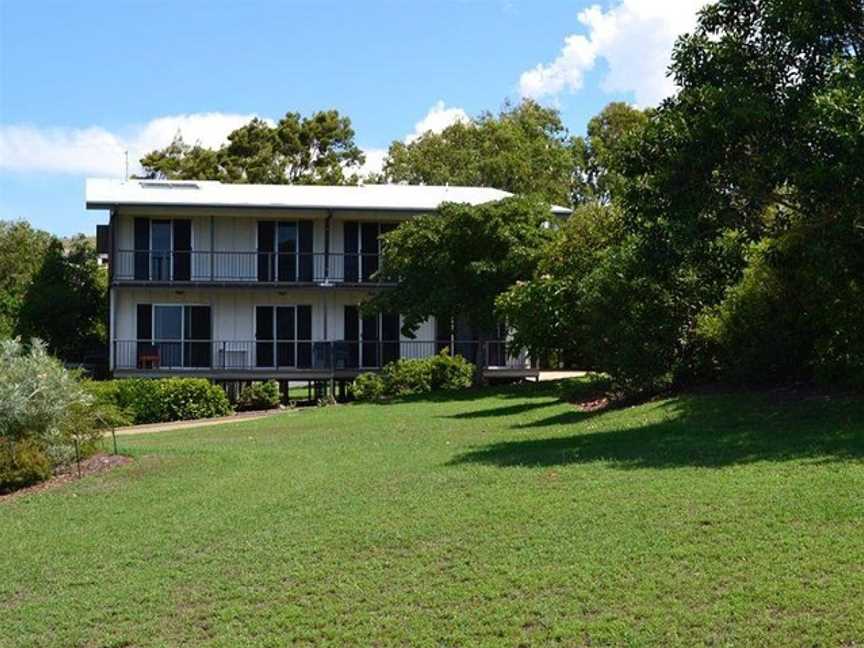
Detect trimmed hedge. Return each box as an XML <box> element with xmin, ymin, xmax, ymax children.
<box><xmin>352</xmin><ymin>352</ymin><xmax>474</xmax><ymax>402</ymax></box>
<box><xmin>88</xmin><ymin>378</ymin><xmax>232</xmax><ymax>424</ymax></box>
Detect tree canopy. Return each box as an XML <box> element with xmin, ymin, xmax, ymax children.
<box><xmin>139</xmin><ymin>110</ymin><xmax>365</xmax><ymax>185</ymax></box>
<box><xmin>381</xmin><ymin>100</ymin><xmax>574</xmax><ymax>207</ymax></box>
<box><xmin>0</xmin><ymin>222</ymin><xmax>54</xmax><ymax>339</ymax></box>
<box><xmin>498</xmin><ymin>0</ymin><xmax>864</xmax><ymax>393</ymax></box>
<box><xmin>17</xmin><ymin>237</ymin><xmax>107</xmax><ymax>362</ymax></box>
<box><xmin>570</xmin><ymin>102</ymin><xmax>649</xmax><ymax>206</ymax></box>
<box><xmin>366</xmin><ymin>196</ymin><xmax>555</xmax><ymax>337</ymax></box>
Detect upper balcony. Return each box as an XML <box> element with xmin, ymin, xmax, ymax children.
<box><xmin>112</xmin><ymin>250</ymin><xmax>395</xmax><ymax>287</ymax></box>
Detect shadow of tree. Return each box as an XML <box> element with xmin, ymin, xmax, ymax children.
<box><xmin>390</xmin><ymin>381</ymin><xmax>558</xmax><ymax>405</ymax></box>
<box><xmin>444</xmin><ymin>399</ymin><xmax>561</xmax><ymax>419</ymax></box>
<box><xmin>448</xmin><ymin>394</ymin><xmax>864</xmax><ymax>470</ymax></box>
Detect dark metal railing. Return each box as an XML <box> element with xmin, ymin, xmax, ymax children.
<box><xmin>113</xmin><ymin>250</ymin><xmax>393</xmax><ymax>284</ymax></box>
<box><xmin>113</xmin><ymin>340</ymin><xmax>531</xmax><ymax>372</ymax></box>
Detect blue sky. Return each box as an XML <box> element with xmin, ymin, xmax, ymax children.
<box><xmin>0</xmin><ymin>0</ymin><xmax>702</xmax><ymax>236</ymax></box>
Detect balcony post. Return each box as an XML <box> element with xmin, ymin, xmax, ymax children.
<box><xmin>324</xmin><ymin>209</ymin><xmax>332</xmax><ymax>282</ymax></box>
<box><xmin>209</xmin><ymin>214</ymin><xmax>215</xmax><ymax>282</ymax></box>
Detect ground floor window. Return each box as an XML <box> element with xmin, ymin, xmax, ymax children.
<box><xmin>136</xmin><ymin>303</ymin><xmax>211</xmax><ymax>368</ymax></box>
<box><xmin>255</xmin><ymin>305</ymin><xmax>312</xmax><ymax>368</ymax></box>
<box><xmin>343</xmin><ymin>306</ymin><xmax>399</xmax><ymax>368</ymax></box>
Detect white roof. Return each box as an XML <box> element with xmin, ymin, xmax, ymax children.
<box><xmin>85</xmin><ymin>178</ymin><xmax>571</xmax><ymax>215</ymax></box>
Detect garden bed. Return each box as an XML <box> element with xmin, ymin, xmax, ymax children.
<box><xmin>0</xmin><ymin>453</ymin><xmax>131</xmax><ymax>503</ymax></box>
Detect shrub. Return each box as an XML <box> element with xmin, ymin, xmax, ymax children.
<box><xmin>159</xmin><ymin>378</ymin><xmax>232</xmax><ymax>422</ymax></box>
<box><xmin>351</xmin><ymin>352</ymin><xmax>476</xmax><ymax>402</ymax></box>
<box><xmin>428</xmin><ymin>352</ymin><xmax>474</xmax><ymax>390</ymax></box>
<box><xmin>0</xmin><ymin>440</ymin><xmax>53</xmax><ymax>493</ymax></box>
<box><xmin>238</xmin><ymin>380</ymin><xmax>281</xmax><ymax>410</ymax></box>
<box><xmin>0</xmin><ymin>338</ymin><xmax>103</xmax><ymax>491</ymax></box>
<box><xmin>91</xmin><ymin>377</ymin><xmax>232</xmax><ymax>424</ymax></box>
<box><xmin>380</xmin><ymin>358</ymin><xmax>433</xmax><ymax>396</ymax></box>
<box><xmin>351</xmin><ymin>373</ymin><xmax>386</xmax><ymax>402</ymax></box>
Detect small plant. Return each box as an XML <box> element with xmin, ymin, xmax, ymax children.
<box><xmin>350</xmin><ymin>373</ymin><xmax>386</xmax><ymax>402</ymax></box>
<box><xmin>0</xmin><ymin>439</ymin><xmax>53</xmax><ymax>493</ymax></box>
<box><xmin>317</xmin><ymin>394</ymin><xmax>337</xmax><ymax>407</ymax></box>
<box><xmin>238</xmin><ymin>380</ymin><xmax>281</xmax><ymax>411</ymax></box>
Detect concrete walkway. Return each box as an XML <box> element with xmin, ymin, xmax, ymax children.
<box><xmin>538</xmin><ymin>370</ymin><xmax>587</xmax><ymax>382</ymax></box>
<box><xmin>112</xmin><ymin>408</ymin><xmax>292</xmax><ymax>436</ymax></box>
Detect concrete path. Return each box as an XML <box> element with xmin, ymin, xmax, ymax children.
<box><xmin>112</xmin><ymin>408</ymin><xmax>292</xmax><ymax>436</ymax></box>
<box><xmin>538</xmin><ymin>370</ymin><xmax>587</xmax><ymax>382</ymax></box>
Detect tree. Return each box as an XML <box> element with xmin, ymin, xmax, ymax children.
<box><xmin>139</xmin><ymin>110</ymin><xmax>365</xmax><ymax>184</ymax></box>
<box><xmin>382</xmin><ymin>100</ymin><xmax>574</xmax><ymax>207</ymax></box>
<box><xmin>499</xmin><ymin>0</ymin><xmax>864</xmax><ymax>393</ymax></box>
<box><xmin>366</xmin><ymin>196</ymin><xmax>554</xmax><ymax>339</ymax></box>
<box><xmin>0</xmin><ymin>221</ymin><xmax>53</xmax><ymax>339</ymax></box>
<box><xmin>570</xmin><ymin>102</ymin><xmax>649</xmax><ymax>206</ymax></box>
<box><xmin>17</xmin><ymin>237</ymin><xmax>107</xmax><ymax>362</ymax></box>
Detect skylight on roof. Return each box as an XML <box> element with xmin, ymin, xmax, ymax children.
<box><xmin>139</xmin><ymin>181</ymin><xmax>201</xmax><ymax>190</ymax></box>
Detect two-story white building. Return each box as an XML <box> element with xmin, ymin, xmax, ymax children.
<box><xmin>87</xmin><ymin>178</ymin><xmax>569</xmax><ymax>393</ymax></box>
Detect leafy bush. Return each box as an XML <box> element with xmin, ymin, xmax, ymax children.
<box><xmin>351</xmin><ymin>352</ymin><xmax>476</xmax><ymax>402</ymax></box>
<box><xmin>92</xmin><ymin>377</ymin><xmax>232</xmax><ymax>424</ymax></box>
<box><xmin>350</xmin><ymin>373</ymin><xmax>386</xmax><ymax>402</ymax></box>
<box><xmin>428</xmin><ymin>352</ymin><xmax>474</xmax><ymax>390</ymax></box>
<box><xmin>0</xmin><ymin>338</ymin><xmax>105</xmax><ymax>491</ymax></box>
<box><xmin>0</xmin><ymin>439</ymin><xmax>53</xmax><ymax>493</ymax></box>
<box><xmin>380</xmin><ymin>358</ymin><xmax>432</xmax><ymax>396</ymax></box>
<box><xmin>238</xmin><ymin>380</ymin><xmax>281</xmax><ymax>410</ymax></box>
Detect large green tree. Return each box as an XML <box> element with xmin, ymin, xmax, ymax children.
<box><xmin>570</xmin><ymin>102</ymin><xmax>649</xmax><ymax>206</ymax></box>
<box><xmin>0</xmin><ymin>221</ymin><xmax>53</xmax><ymax>339</ymax></box>
<box><xmin>140</xmin><ymin>110</ymin><xmax>365</xmax><ymax>184</ymax></box>
<box><xmin>18</xmin><ymin>237</ymin><xmax>107</xmax><ymax>362</ymax></box>
<box><xmin>382</xmin><ymin>100</ymin><xmax>574</xmax><ymax>207</ymax></box>
<box><xmin>366</xmin><ymin>196</ymin><xmax>554</xmax><ymax>338</ymax></box>
<box><xmin>501</xmin><ymin>0</ymin><xmax>864</xmax><ymax>392</ymax></box>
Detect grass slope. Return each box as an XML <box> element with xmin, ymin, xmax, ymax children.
<box><xmin>2</xmin><ymin>384</ymin><xmax>863</xmax><ymax>647</ymax></box>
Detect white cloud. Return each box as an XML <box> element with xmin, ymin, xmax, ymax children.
<box><xmin>0</xmin><ymin>103</ymin><xmax>469</xmax><ymax>182</ymax></box>
<box><xmin>405</xmin><ymin>100</ymin><xmax>469</xmax><ymax>143</ymax></box>
<box><xmin>0</xmin><ymin>112</ymin><xmax>259</xmax><ymax>176</ymax></box>
<box><xmin>356</xmin><ymin>147</ymin><xmax>388</xmax><ymax>178</ymax></box>
<box><xmin>357</xmin><ymin>101</ymin><xmax>469</xmax><ymax>179</ymax></box>
<box><xmin>519</xmin><ymin>0</ymin><xmax>705</xmax><ymax>106</ymax></box>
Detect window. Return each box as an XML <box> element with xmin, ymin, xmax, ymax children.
<box><xmin>255</xmin><ymin>305</ymin><xmax>312</xmax><ymax>368</ymax></box>
<box><xmin>133</xmin><ymin>218</ymin><xmax>192</xmax><ymax>281</ymax></box>
<box><xmin>136</xmin><ymin>304</ymin><xmax>211</xmax><ymax>368</ymax></box>
<box><xmin>257</xmin><ymin>221</ymin><xmax>314</xmax><ymax>282</ymax></box>
<box><xmin>342</xmin><ymin>221</ymin><xmax>396</xmax><ymax>283</ymax></box>
<box><xmin>343</xmin><ymin>306</ymin><xmax>399</xmax><ymax>368</ymax></box>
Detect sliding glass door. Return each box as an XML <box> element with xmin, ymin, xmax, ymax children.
<box><xmin>257</xmin><ymin>221</ymin><xmax>314</xmax><ymax>282</ymax></box>
<box><xmin>255</xmin><ymin>305</ymin><xmax>312</xmax><ymax>368</ymax></box>
<box><xmin>150</xmin><ymin>221</ymin><xmax>171</xmax><ymax>280</ymax></box>
<box><xmin>136</xmin><ymin>304</ymin><xmax>211</xmax><ymax>369</ymax></box>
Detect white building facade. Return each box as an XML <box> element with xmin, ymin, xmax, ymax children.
<box><xmin>88</xmin><ymin>179</ymin><xmax>569</xmax><ymax>384</ymax></box>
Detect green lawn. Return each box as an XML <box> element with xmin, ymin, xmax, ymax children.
<box><xmin>2</xmin><ymin>383</ymin><xmax>863</xmax><ymax>647</ymax></box>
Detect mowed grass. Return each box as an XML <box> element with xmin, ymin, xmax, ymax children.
<box><xmin>2</xmin><ymin>383</ymin><xmax>863</xmax><ymax>647</ymax></box>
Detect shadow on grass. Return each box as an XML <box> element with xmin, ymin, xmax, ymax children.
<box><xmin>448</xmin><ymin>393</ymin><xmax>864</xmax><ymax>469</ymax></box>
<box><xmin>445</xmin><ymin>399</ymin><xmax>562</xmax><ymax>419</ymax></box>
<box><xmin>389</xmin><ymin>380</ymin><xmax>559</xmax><ymax>406</ymax></box>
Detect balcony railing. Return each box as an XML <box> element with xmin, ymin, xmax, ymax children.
<box><xmin>113</xmin><ymin>340</ymin><xmax>532</xmax><ymax>372</ymax></box>
<box><xmin>113</xmin><ymin>250</ymin><xmax>393</xmax><ymax>284</ymax></box>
